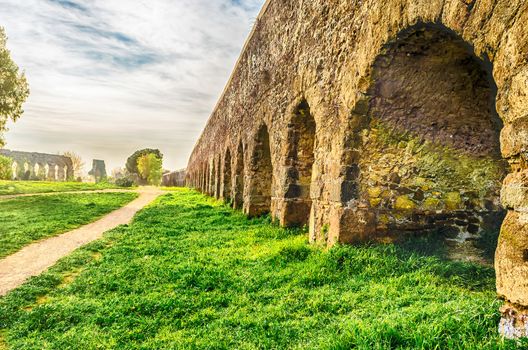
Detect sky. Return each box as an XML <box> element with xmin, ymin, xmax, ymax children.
<box><xmin>0</xmin><ymin>0</ymin><xmax>264</xmax><ymax>173</ymax></box>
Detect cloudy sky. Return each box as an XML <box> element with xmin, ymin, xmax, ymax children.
<box><xmin>0</xmin><ymin>0</ymin><xmax>264</xmax><ymax>173</ymax></box>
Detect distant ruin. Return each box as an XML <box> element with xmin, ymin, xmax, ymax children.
<box><xmin>162</xmin><ymin>170</ymin><xmax>186</xmax><ymax>187</ymax></box>
<box><xmin>88</xmin><ymin>159</ymin><xmax>107</xmax><ymax>183</ymax></box>
<box><xmin>185</xmin><ymin>0</ymin><xmax>528</xmax><ymax>338</ymax></box>
<box><xmin>0</xmin><ymin>149</ymin><xmax>73</xmax><ymax>181</ymax></box>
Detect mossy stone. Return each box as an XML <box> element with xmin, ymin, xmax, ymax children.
<box><xmin>368</xmin><ymin>187</ymin><xmax>383</xmax><ymax>198</ymax></box>
<box><xmin>378</xmin><ymin>214</ymin><xmax>390</xmax><ymax>224</ymax></box>
<box><xmin>370</xmin><ymin>197</ymin><xmax>382</xmax><ymax>207</ymax></box>
<box><xmin>445</xmin><ymin>192</ymin><xmax>462</xmax><ymax>210</ymax></box>
<box><xmin>395</xmin><ymin>195</ymin><xmax>416</xmax><ymax>211</ymax></box>
<box><xmin>423</xmin><ymin>197</ymin><xmax>443</xmax><ymax>210</ymax></box>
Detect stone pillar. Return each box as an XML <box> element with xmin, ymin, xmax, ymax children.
<box><xmin>496</xmin><ymin>117</ymin><xmax>528</xmax><ymax>338</ymax></box>
<box><xmin>57</xmin><ymin>166</ymin><xmax>66</xmax><ymax>181</ymax></box>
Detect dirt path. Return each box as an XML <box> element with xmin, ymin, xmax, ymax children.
<box><xmin>0</xmin><ymin>188</ymin><xmax>136</xmax><ymax>200</ymax></box>
<box><xmin>0</xmin><ymin>188</ymin><xmax>164</xmax><ymax>296</ymax></box>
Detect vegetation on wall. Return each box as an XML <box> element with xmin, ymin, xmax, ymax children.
<box><xmin>362</xmin><ymin>119</ymin><xmax>506</xmax><ymax>199</ymax></box>
<box><xmin>0</xmin><ymin>27</ymin><xmax>29</xmax><ymax>147</ymax></box>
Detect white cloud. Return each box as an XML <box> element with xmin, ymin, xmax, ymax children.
<box><xmin>0</xmin><ymin>0</ymin><xmax>263</xmax><ymax>172</ymax></box>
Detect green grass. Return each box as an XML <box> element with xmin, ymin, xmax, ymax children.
<box><xmin>0</xmin><ymin>180</ymin><xmax>128</xmax><ymax>196</ymax></box>
<box><xmin>0</xmin><ymin>189</ymin><xmax>524</xmax><ymax>349</ymax></box>
<box><xmin>161</xmin><ymin>186</ymin><xmax>185</xmax><ymax>191</ymax></box>
<box><xmin>0</xmin><ymin>192</ymin><xmax>138</xmax><ymax>258</ymax></box>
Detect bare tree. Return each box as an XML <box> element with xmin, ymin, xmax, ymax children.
<box><xmin>63</xmin><ymin>151</ymin><xmax>85</xmax><ymax>178</ymax></box>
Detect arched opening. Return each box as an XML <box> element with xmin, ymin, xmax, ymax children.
<box><xmin>207</xmin><ymin>162</ymin><xmax>213</xmax><ymax>195</ymax></box>
<box><xmin>215</xmin><ymin>155</ymin><xmax>221</xmax><ymax>199</ymax></box>
<box><xmin>33</xmin><ymin>163</ymin><xmax>40</xmax><ymax>180</ymax></box>
<box><xmin>351</xmin><ymin>23</ymin><xmax>506</xmax><ymax>262</ymax></box>
<box><xmin>202</xmin><ymin>163</ymin><xmax>207</xmax><ymax>192</ymax></box>
<box><xmin>212</xmin><ymin>157</ymin><xmax>218</xmax><ymax>197</ymax></box>
<box><xmin>11</xmin><ymin>162</ymin><xmax>17</xmax><ymax>180</ymax></box>
<box><xmin>23</xmin><ymin>162</ymin><xmax>30</xmax><ymax>180</ymax></box>
<box><xmin>282</xmin><ymin>100</ymin><xmax>316</xmax><ymax>227</ymax></box>
<box><xmin>233</xmin><ymin>142</ymin><xmax>245</xmax><ymax>209</ymax></box>
<box><xmin>223</xmin><ymin>149</ymin><xmax>232</xmax><ymax>202</ymax></box>
<box><xmin>246</xmin><ymin>124</ymin><xmax>273</xmax><ymax>217</ymax></box>
<box><xmin>37</xmin><ymin>163</ymin><xmax>46</xmax><ymax>180</ymax></box>
<box><xmin>54</xmin><ymin>165</ymin><xmax>59</xmax><ymax>181</ymax></box>
<box><xmin>200</xmin><ymin>164</ymin><xmax>207</xmax><ymax>193</ymax></box>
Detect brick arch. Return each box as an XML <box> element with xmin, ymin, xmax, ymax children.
<box><xmin>331</xmin><ymin>23</ymin><xmax>508</xmax><ymax>244</ymax></box>
<box><xmin>206</xmin><ymin>161</ymin><xmax>212</xmax><ymax>196</ymax></box>
<box><xmin>277</xmin><ymin>98</ymin><xmax>317</xmax><ymax>227</ymax></box>
<box><xmin>201</xmin><ymin>162</ymin><xmax>207</xmax><ymax>192</ymax></box>
<box><xmin>222</xmin><ymin>147</ymin><xmax>233</xmax><ymax>202</ymax></box>
<box><xmin>244</xmin><ymin>124</ymin><xmax>273</xmax><ymax>217</ymax></box>
<box><xmin>214</xmin><ymin>154</ymin><xmax>222</xmax><ymax>199</ymax></box>
<box><xmin>185</xmin><ymin>0</ymin><xmax>528</xmax><ymax>336</ymax></box>
<box><xmin>11</xmin><ymin>161</ymin><xmax>18</xmax><ymax>180</ymax></box>
<box><xmin>233</xmin><ymin>141</ymin><xmax>245</xmax><ymax>209</ymax></box>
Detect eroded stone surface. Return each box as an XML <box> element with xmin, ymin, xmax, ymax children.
<box><xmin>501</xmin><ymin>170</ymin><xmax>528</xmax><ymax>212</ymax></box>
<box><xmin>496</xmin><ymin>211</ymin><xmax>528</xmax><ymax>305</ymax></box>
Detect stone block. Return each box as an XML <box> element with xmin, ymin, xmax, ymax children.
<box><xmin>502</xmin><ymin>170</ymin><xmax>528</xmax><ymax>211</ymax></box>
<box><xmin>501</xmin><ymin>118</ymin><xmax>528</xmax><ymax>159</ymax></box>
<box><xmin>496</xmin><ymin>211</ymin><xmax>528</xmax><ymax>306</ymax></box>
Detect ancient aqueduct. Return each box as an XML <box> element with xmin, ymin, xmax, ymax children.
<box><xmin>0</xmin><ymin>149</ymin><xmax>73</xmax><ymax>181</ymax></box>
<box><xmin>185</xmin><ymin>0</ymin><xmax>528</xmax><ymax>337</ymax></box>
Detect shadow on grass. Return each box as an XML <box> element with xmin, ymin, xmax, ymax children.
<box><xmin>391</xmin><ymin>233</ymin><xmax>496</xmax><ymax>291</ymax></box>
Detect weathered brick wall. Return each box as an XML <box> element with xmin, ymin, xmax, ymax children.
<box><xmin>162</xmin><ymin>169</ymin><xmax>186</xmax><ymax>187</ymax></box>
<box><xmin>0</xmin><ymin>149</ymin><xmax>73</xmax><ymax>181</ymax></box>
<box><xmin>185</xmin><ymin>0</ymin><xmax>528</xmax><ymax>337</ymax></box>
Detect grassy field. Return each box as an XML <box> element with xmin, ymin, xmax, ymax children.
<box><xmin>0</xmin><ymin>180</ymin><xmax>128</xmax><ymax>195</ymax></box>
<box><xmin>0</xmin><ymin>192</ymin><xmax>138</xmax><ymax>258</ymax></box>
<box><xmin>0</xmin><ymin>189</ymin><xmax>523</xmax><ymax>349</ymax></box>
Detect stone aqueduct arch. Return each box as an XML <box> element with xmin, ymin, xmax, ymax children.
<box><xmin>0</xmin><ymin>149</ymin><xmax>73</xmax><ymax>181</ymax></box>
<box><xmin>185</xmin><ymin>0</ymin><xmax>528</xmax><ymax>337</ymax></box>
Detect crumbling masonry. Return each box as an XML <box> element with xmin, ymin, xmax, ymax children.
<box><xmin>185</xmin><ymin>0</ymin><xmax>528</xmax><ymax>337</ymax></box>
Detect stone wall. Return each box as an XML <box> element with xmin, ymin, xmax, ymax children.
<box><xmin>0</xmin><ymin>149</ymin><xmax>73</xmax><ymax>181</ymax></box>
<box><xmin>162</xmin><ymin>169</ymin><xmax>186</xmax><ymax>187</ymax></box>
<box><xmin>184</xmin><ymin>0</ymin><xmax>528</xmax><ymax>337</ymax></box>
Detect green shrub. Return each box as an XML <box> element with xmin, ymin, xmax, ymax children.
<box><xmin>137</xmin><ymin>154</ymin><xmax>162</xmax><ymax>185</ymax></box>
<box><xmin>115</xmin><ymin>176</ymin><xmax>135</xmax><ymax>188</ymax></box>
<box><xmin>0</xmin><ymin>155</ymin><xmax>13</xmax><ymax>180</ymax></box>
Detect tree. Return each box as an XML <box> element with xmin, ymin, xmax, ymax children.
<box><xmin>63</xmin><ymin>151</ymin><xmax>84</xmax><ymax>178</ymax></box>
<box><xmin>137</xmin><ymin>153</ymin><xmax>162</xmax><ymax>185</ymax></box>
<box><xmin>0</xmin><ymin>27</ymin><xmax>29</xmax><ymax>147</ymax></box>
<box><xmin>0</xmin><ymin>155</ymin><xmax>13</xmax><ymax>180</ymax></box>
<box><xmin>126</xmin><ymin>148</ymin><xmax>163</xmax><ymax>181</ymax></box>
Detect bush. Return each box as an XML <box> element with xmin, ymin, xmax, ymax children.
<box><xmin>137</xmin><ymin>154</ymin><xmax>162</xmax><ymax>185</ymax></box>
<box><xmin>115</xmin><ymin>176</ymin><xmax>135</xmax><ymax>188</ymax></box>
<box><xmin>126</xmin><ymin>148</ymin><xmax>163</xmax><ymax>180</ymax></box>
<box><xmin>0</xmin><ymin>155</ymin><xmax>13</xmax><ymax>180</ymax></box>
